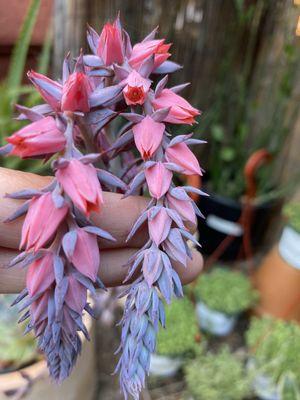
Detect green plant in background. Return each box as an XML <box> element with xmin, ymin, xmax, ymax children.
<box><xmin>185</xmin><ymin>346</ymin><xmax>251</xmax><ymax>400</ymax></box>
<box><xmin>195</xmin><ymin>1</ymin><xmax>299</xmax><ymax>202</ymax></box>
<box><xmin>156</xmin><ymin>298</ymin><xmax>199</xmax><ymax>358</ymax></box>
<box><xmin>0</xmin><ymin>295</ymin><xmax>38</xmax><ymax>372</ymax></box>
<box><xmin>279</xmin><ymin>372</ymin><xmax>300</xmax><ymax>400</ymax></box>
<box><xmin>0</xmin><ymin>0</ymin><xmax>52</xmax><ymax>174</ymax></box>
<box><xmin>246</xmin><ymin>317</ymin><xmax>300</xmax><ymax>389</ymax></box>
<box><xmin>194</xmin><ymin>267</ymin><xmax>259</xmax><ymax>315</ymax></box>
<box><xmin>283</xmin><ymin>202</ymin><xmax>300</xmax><ymax>233</ymax></box>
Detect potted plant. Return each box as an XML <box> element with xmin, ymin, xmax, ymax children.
<box><xmin>246</xmin><ymin>316</ymin><xmax>300</xmax><ymax>400</ymax></box>
<box><xmin>185</xmin><ymin>346</ymin><xmax>251</xmax><ymax>400</ymax></box>
<box><xmin>149</xmin><ymin>298</ymin><xmax>199</xmax><ymax>378</ymax></box>
<box><xmin>0</xmin><ymin>295</ymin><xmax>39</xmax><ymax>373</ymax></box>
<box><xmin>194</xmin><ymin>267</ymin><xmax>258</xmax><ymax>336</ymax></box>
<box><xmin>0</xmin><ymin>295</ymin><xmax>96</xmax><ymax>400</ymax></box>
<box><xmin>253</xmin><ymin>202</ymin><xmax>300</xmax><ymax>321</ymax></box>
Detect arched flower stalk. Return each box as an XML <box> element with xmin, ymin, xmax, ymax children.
<box><xmin>111</xmin><ymin>78</ymin><xmax>205</xmax><ymax>400</ymax></box>
<box><xmin>0</xmin><ymin>14</ymin><xmax>206</xmax><ymax>399</ymax></box>
<box><xmin>84</xmin><ymin>16</ymin><xmax>205</xmax><ymax>399</ymax></box>
<box><xmin>2</xmin><ymin>54</ymin><xmax>126</xmax><ymax>381</ymax></box>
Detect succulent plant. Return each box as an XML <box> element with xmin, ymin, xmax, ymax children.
<box><xmin>246</xmin><ymin>317</ymin><xmax>300</xmax><ymax>389</ymax></box>
<box><xmin>156</xmin><ymin>298</ymin><xmax>199</xmax><ymax>358</ymax></box>
<box><xmin>283</xmin><ymin>202</ymin><xmax>300</xmax><ymax>233</ymax></box>
<box><xmin>194</xmin><ymin>267</ymin><xmax>258</xmax><ymax>315</ymax></box>
<box><xmin>0</xmin><ymin>295</ymin><xmax>38</xmax><ymax>371</ymax></box>
<box><xmin>185</xmin><ymin>346</ymin><xmax>250</xmax><ymax>400</ymax></box>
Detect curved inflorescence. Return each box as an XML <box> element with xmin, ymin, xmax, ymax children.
<box><xmin>1</xmin><ymin>14</ymin><xmax>205</xmax><ymax>398</ymax></box>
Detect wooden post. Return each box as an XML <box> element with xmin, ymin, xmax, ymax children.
<box><xmin>53</xmin><ymin>0</ymin><xmax>87</xmax><ymax>77</ymax></box>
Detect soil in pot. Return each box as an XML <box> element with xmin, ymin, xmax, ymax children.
<box><xmin>196</xmin><ymin>191</ymin><xmax>281</xmax><ymax>261</ymax></box>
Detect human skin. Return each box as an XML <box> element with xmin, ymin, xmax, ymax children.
<box><xmin>0</xmin><ymin>167</ymin><xmax>203</xmax><ymax>293</ymax></box>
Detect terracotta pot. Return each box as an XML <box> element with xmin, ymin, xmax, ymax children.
<box><xmin>0</xmin><ymin>311</ymin><xmax>96</xmax><ymax>400</ymax></box>
<box><xmin>186</xmin><ymin>174</ymin><xmax>201</xmax><ymax>202</ymax></box>
<box><xmin>253</xmin><ymin>226</ymin><xmax>300</xmax><ymax>321</ymax></box>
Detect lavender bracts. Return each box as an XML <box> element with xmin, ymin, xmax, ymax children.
<box><xmin>4</xmin><ymin>56</ymin><xmax>121</xmax><ymax>381</ymax></box>
<box><xmin>84</xmin><ymin>17</ymin><xmax>204</xmax><ymax>400</ymax></box>
<box><xmin>1</xmin><ymin>13</ymin><xmax>205</xmax><ymax>398</ymax></box>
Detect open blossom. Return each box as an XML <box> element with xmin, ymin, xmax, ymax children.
<box><xmin>27</xmin><ymin>70</ymin><xmax>62</xmax><ymax>111</ymax></box>
<box><xmin>145</xmin><ymin>162</ymin><xmax>172</xmax><ymax>199</ymax></box>
<box><xmin>56</xmin><ymin>159</ymin><xmax>104</xmax><ymax>216</ymax></box>
<box><xmin>20</xmin><ymin>193</ymin><xmax>69</xmax><ymax>251</ymax></box>
<box><xmin>7</xmin><ymin>116</ymin><xmax>66</xmax><ymax>158</ymax></box>
<box><xmin>97</xmin><ymin>19</ymin><xmax>124</xmax><ymax>65</ymax></box>
<box><xmin>132</xmin><ymin>116</ymin><xmax>165</xmax><ymax>159</ymax></box>
<box><xmin>129</xmin><ymin>39</ymin><xmax>171</xmax><ymax>70</ymax></box>
<box><xmin>65</xmin><ymin>228</ymin><xmax>100</xmax><ymax>282</ymax></box>
<box><xmin>122</xmin><ymin>70</ymin><xmax>151</xmax><ymax>106</ymax></box>
<box><xmin>152</xmin><ymin>88</ymin><xmax>200</xmax><ymax>124</ymax></box>
<box><xmin>166</xmin><ymin>142</ymin><xmax>201</xmax><ymax>175</ymax></box>
<box><xmin>61</xmin><ymin>72</ymin><xmax>92</xmax><ymax>112</ymax></box>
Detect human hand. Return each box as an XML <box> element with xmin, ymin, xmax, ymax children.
<box><xmin>0</xmin><ymin>167</ymin><xmax>203</xmax><ymax>293</ymax></box>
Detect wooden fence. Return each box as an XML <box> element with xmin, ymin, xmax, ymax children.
<box><xmin>53</xmin><ymin>0</ymin><xmax>300</xmax><ymax>187</ymax></box>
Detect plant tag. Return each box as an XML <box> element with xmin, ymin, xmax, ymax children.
<box><xmin>206</xmin><ymin>214</ymin><xmax>243</xmax><ymax>237</ymax></box>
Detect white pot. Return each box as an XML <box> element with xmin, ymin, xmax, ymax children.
<box><xmin>149</xmin><ymin>354</ymin><xmax>183</xmax><ymax>377</ymax></box>
<box><xmin>196</xmin><ymin>302</ymin><xmax>237</xmax><ymax>336</ymax></box>
<box><xmin>248</xmin><ymin>359</ymin><xmax>281</xmax><ymax>400</ymax></box>
<box><xmin>278</xmin><ymin>226</ymin><xmax>300</xmax><ymax>270</ymax></box>
<box><xmin>253</xmin><ymin>375</ymin><xmax>281</xmax><ymax>400</ymax></box>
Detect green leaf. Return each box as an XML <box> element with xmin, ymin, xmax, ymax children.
<box><xmin>220</xmin><ymin>146</ymin><xmax>236</xmax><ymax>162</ymax></box>
<box><xmin>6</xmin><ymin>0</ymin><xmax>41</xmax><ymax>101</ymax></box>
<box><xmin>211</xmin><ymin>125</ymin><xmax>225</xmax><ymax>142</ymax></box>
<box><xmin>279</xmin><ymin>372</ymin><xmax>300</xmax><ymax>400</ymax></box>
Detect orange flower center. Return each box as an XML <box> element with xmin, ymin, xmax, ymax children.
<box><xmin>126</xmin><ymin>85</ymin><xmax>144</xmax><ymax>102</ymax></box>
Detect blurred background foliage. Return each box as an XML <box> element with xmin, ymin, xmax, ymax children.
<box><xmin>0</xmin><ymin>0</ymin><xmax>51</xmax><ymax>174</ymax></box>
<box><xmin>1</xmin><ymin>0</ymin><xmax>300</xmax><ymax>202</ymax></box>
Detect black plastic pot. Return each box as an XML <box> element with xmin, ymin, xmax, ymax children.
<box><xmin>196</xmin><ymin>191</ymin><xmax>281</xmax><ymax>261</ymax></box>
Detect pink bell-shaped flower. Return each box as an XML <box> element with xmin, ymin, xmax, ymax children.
<box><xmin>166</xmin><ymin>142</ymin><xmax>201</xmax><ymax>175</ymax></box>
<box><xmin>61</xmin><ymin>72</ymin><xmax>92</xmax><ymax>113</ymax></box>
<box><xmin>20</xmin><ymin>193</ymin><xmax>69</xmax><ymax>251</ymax></box>
<box><xmin>27</xmin><ymin>252</ymin><xmax>55</xmax><ymax>297</ymax></box>
<box><xmin>66</xmin><ymin>228</ymin><xmax>100</xmax><ymax>282</ymax></box>
<box><xmin>7</xmin><ymin>116</ymin><xmax>66</xmax><ymax>158</ymax></box>
<box><xmin>152</xmin><ymin>89</ymin><xmax>200</xmax><ymax>125</ymax></box>
<box><xmin>132</xmin><ymin>116</ymin><xmax>165</xmax><ymax>160</ymax></box>
<box><xmin>56</xmin><ymin>159</ymin><xmax>104</xmax><ymax>217</ymax></box>
<box><xmin>97</xmin><ymin>18</ymin><xmax>124</xmax><ymax>66</ymax></box>
<box><xmin>145</xmin><ymin>162</ymin><xmax>172</xmax><ymax>199</ymax></box>
<box><xmin>129</xmin><ymin>39</ymin><xmax>171</xmax><ymax>70</ymax></box>
<box><xmin>148</xmin><ymin>207</ymin><xmax>172</xmax><ymax>246</ymax></box>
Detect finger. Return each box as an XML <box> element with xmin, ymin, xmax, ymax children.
<box><xmin>0</xmin><ymin>167</ymin><xmax>197</xmax><ymax>250</ymax></box>
<box><xmin>0</xmin><ymin>247</ymin><xmax>203</xmax><ymax>294</ymax></box>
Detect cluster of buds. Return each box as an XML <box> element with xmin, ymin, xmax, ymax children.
<box><xmin>1</xmin><ymin>15</ymin><xmax>205</xmax><ymax>399</ymax></box>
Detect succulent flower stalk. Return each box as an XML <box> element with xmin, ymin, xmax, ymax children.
<box><xmin>1</xmin><ymin>14</ymin><xmax>206</xmax><ymax>399</ymax></box>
